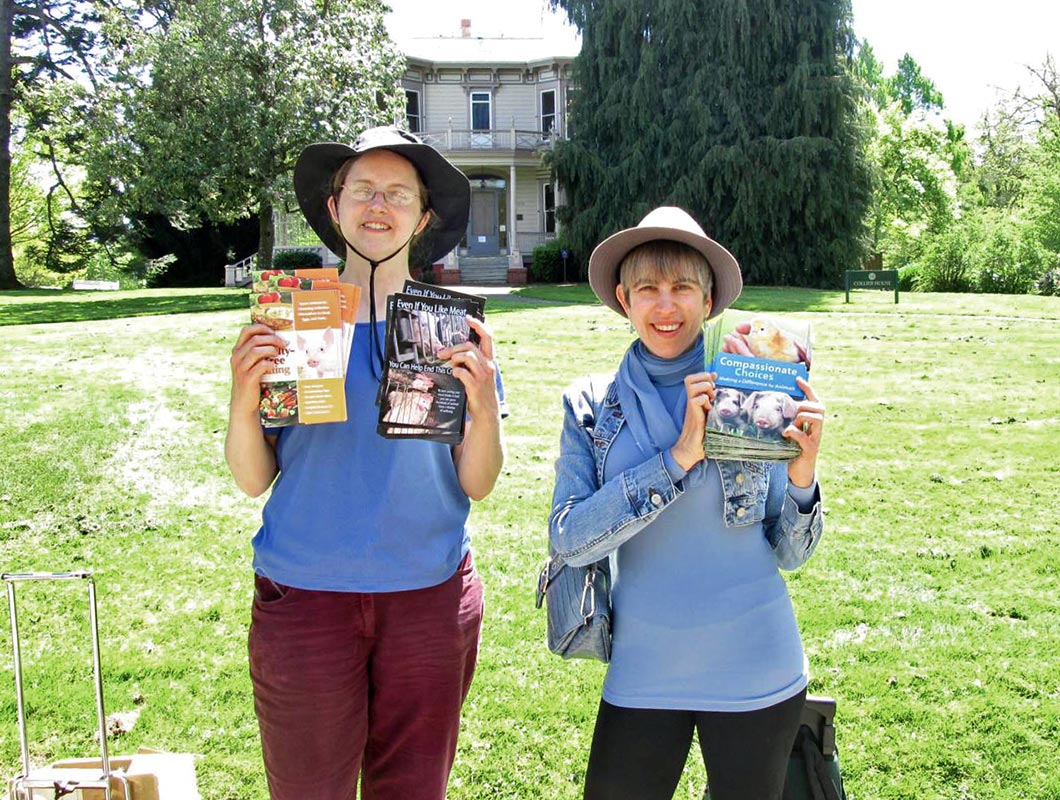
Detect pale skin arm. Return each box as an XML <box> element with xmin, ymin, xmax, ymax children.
<box><xmin>670</xmin><ymin>371</ymin><xmax>718</xmax><ymax>471</ymax></box>
<box><xmin>225</xmin><ymin>324</ymin><xmax>283</xmax><ymax>497</ymax></box>
<box><xmin>442</xmin><ymin>316</ymin><xmax>505</xmax><ymax>501</ymax></box>
<box><xmin>670</xmin><ymin>373</ymin><xmax>824</xmax><ymax>487</ymax></box>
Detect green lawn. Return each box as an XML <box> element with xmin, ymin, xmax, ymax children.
<box><xmin>0</xmin><ymin>285</ymin><xmax>1058</xmax><ymax>799</ymax></box>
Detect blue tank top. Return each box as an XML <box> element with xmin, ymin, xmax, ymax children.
<box><xmin>252</xmin><ymin>321</ymin><xmax>471</xmax><ymax>592</ymax></box>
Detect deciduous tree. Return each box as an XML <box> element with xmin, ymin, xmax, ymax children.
<box><xmin>1</xmin><ymin>0</ymin><xmax>107</xmax><ymax>288</ymax></box>
<box><xmin>78</xmin><ymin>0</ymin><xmax>405</xmax><ymax>273</ymax></box>
<box><xmin>854</xmin><ymin>45</ymin><xmax>969</xmax><ymax>263</ymax></box>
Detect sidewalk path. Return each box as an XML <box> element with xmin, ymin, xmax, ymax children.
<box><xmin>453</xmin><ymin>285</ymin><xmax>580</xmax><ymax>306</ymax></box>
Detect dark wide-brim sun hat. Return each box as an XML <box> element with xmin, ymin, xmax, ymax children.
<box><xmin>588</xmin><ymin>206</ymin><xmax>743</xmax><ymax>320</ymax></box>
<box><xmin>294</xmin><ymin>127</ymin><xmax>471</xmax><ymax>265</ymax></box>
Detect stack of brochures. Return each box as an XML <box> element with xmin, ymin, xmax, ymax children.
<box><xmin>376</xmin><ymin>281</ymin><xmax>485</xmax><ymax>444</ymax></box>
<box><xmin>249</xmin><ymin>268</ymin><xmax>360</xmax><ymax>428</ymax></box>
<box><xmin>703</xmin><ymin>309</ymin><xmax>813</xmax><ymax>462</ymax></box>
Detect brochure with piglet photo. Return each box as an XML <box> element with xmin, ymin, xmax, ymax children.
<box><xmin>249</xmin><ymin>282</ymin><xmax>348</xmax><ymax>428</ymax></box>
<box><xmin>703</xmin><ymin>310</ymin><xmax>813</xmax><ymax>461</ymax></box>
<box><xmin>376</xmin><ymin>290</ymin><xmax>483</xmax><ymax>444</ymax></box>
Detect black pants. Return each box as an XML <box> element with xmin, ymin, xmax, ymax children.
<box><xmin>583</xmin><ymin>689</ymin><xmax>806</xmax><ymax>800</ymax></box>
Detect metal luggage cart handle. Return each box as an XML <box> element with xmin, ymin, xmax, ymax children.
<box><xmin>3</xmin><ymin>571</ymin><xmax>123</xmax><ymax>800</ymax></box>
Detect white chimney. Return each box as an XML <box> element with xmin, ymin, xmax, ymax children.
<box><xmin>461</xmin><ymin>18</ymin><xmax>471</xmax><ymax>38</ymax></box>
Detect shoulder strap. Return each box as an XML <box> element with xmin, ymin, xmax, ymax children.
<box><xmin>794</xmin><ymin>725</ymin><xmax>844</xmax><ymax>800</ymax></box>
<box><xmin>584</xmin><ymin>373</ymin><xmax>617</xmax><ymax>434</ymax></box>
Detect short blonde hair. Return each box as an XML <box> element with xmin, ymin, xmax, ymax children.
<box><xmin>618</xmin><ymin>240</ymin><xmax>714</xmax><ymax>303</ymax></box>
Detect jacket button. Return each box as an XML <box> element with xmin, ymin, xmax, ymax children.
<box><xmin>736</xmin><ymin>506</ymin><xmax>747</xmax><ymax>518</ymax></box>
<box><xmin>650</xmin><ymin>492</ymin><xmax>664</xmax><ymax>507</ymax></box>
<box><xmin>735</xmin><ymin>473</ymin><xmax>745</xmax><ymax>485</ymax></box>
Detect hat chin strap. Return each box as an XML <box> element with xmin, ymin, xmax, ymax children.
<box><xmin>341</xmin><ymin>227</ymin><xmax>421</xmax><ymax>381</ymax></box>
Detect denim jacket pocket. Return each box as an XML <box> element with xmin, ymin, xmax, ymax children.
<box><xmin>718</xmin><ymin>460</ymin><xmax>769</xmax><ymax>527</ymax></box>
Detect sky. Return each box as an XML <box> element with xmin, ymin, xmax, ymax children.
<box><xmin>385</xmin><ymin>0</ymin><xmax>1059</xmax><ymax>132</ymax></box>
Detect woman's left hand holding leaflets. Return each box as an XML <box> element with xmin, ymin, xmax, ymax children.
<box><xmin>783</xmin><ymin>377</ymin><xmax>825</xmax><ymax>489</ymax></box>
<box><xmin>439</xmin><ymin>315</ymin><xmax>504</xmax><ymax>501</ymax></box>
<box><xmin>439</xmin><ymin>315</ymin><xmax>501</xmax><ymax>421</ymax></box>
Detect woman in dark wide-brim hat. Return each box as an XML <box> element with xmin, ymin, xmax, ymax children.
<box><xmin>225</xmin><ymin>127</ymin><xmax>504</xmax><ymax>800</ymax></box>
<box><xmin>549</xmin><ymin>207</ymin><xmax>827</xmax><ymax>800</ymax></box>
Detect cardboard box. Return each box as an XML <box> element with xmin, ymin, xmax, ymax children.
<box><xmin>11</xmin><ymin>750</ymin><xmax>199</xmax><ymax>800</ymax></box>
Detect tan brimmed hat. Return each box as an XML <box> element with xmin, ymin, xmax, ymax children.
<box><xmin>588</xmin><ymin>206</ymin><xmax>742</xmax><ymax>320</ymax></box>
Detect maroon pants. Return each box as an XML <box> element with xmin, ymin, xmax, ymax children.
<box><xmin>248</xmin><ymin>552</ymin><xmax>484</xmax><ymax>800</ymax></box>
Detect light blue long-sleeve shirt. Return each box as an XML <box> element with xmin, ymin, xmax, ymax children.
<box><xmin>549</xmin><ymin>375</ymin><xmax>823</xmax><ymax>712</ymax></box>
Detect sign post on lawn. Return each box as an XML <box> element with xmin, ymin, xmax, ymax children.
<box><xmin>845</xmin><ymin>268</ymin><xmax>899</xmax><ymax>304</ymax></box>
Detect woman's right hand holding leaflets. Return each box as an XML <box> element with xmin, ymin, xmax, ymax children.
<box><xmin>229</xmin><ymin>324</ymin><xmax>286</xmax><ymax>417</ymax></box>
<box><xmin>225</xmin><ymin>324</ymin><xmax>285</xmax><ymax>496</ymax></box>
<box><xmin>670</xmin><ymin>371</ymin><xmax>717</xmax><ymax>472</ymax></box>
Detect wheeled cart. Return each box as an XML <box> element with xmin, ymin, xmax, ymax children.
<box><xmin>4</xmin><ymin>571</ymin><xmax>147</xmax><ymax>800</ymax></box>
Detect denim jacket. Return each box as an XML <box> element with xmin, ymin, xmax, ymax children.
<box><xmin>549</xmin><ymin>375</ymin><xmax>824</xmax><ymax>570</ymax></box>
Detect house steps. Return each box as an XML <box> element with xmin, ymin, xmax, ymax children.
<box><xmin>458</xmin><ymin>256</ymin><xmax>510</xmax><ymax>286</ymax></box>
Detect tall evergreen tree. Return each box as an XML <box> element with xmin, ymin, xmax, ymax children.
<box><xmin>550</xmin><ymin>0</ymin><xmax>871</xmax><ymax>287</ymax></box>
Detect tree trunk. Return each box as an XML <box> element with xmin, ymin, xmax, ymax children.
<box><xmin>257</xmin><ymin>201</ymin><xmax>274</xmax><ymax>272</ymax></box>
<box><xmin>0</xmin><ymin>0</ymin><xmax>24</xmax><ymax>289</ymax></box>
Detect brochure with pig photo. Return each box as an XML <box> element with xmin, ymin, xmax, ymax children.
<box><xmin>703</xmin><ymin>310</ymin><xmax>813</xmax><ymax>461</ymax></box>
<box><xmin>374</xmin><ymin>280</ymin><xmax>485</xmax><ymax>408</ymax></box>
<box><xmin>250</xmin><ymin>284</ymin><xmax>348</xmax><ymax>428</ymax></box>
<box><xmin>376</xmin><ymin>291</ymin><xmax>482</xmax><ymax>444</ymax></box>
<box><xmin>310</xmin><ymin>280</ymin><xmax>361</xmax><ymax>374</ymax></box>
<box><xmin>399</xmin><ymin>279</ymin><xmax>485</xmax><ymax>318</ymax></box>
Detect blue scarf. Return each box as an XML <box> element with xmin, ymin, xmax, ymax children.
<box><xmin>615</xmin><ymin>335</ymin><xmax>706</xmax><ymax>484</ymax></box>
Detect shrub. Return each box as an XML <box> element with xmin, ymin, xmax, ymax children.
<box><xmin>273</xmin><ymin>249</ymin><xmax>323</xmax><ymax>270</ymax></box>
<box><xmin>897</xmin><ymin>263</ymin><xmax>921</xmax><ymax>292</ymax></box>
<box><xmin>530</xmin><ymin>240</ymin><xmax>578</xmax><ymax>283</ymax></box>
<box><xmin>975</xmin><ymin>224</ymin><xmax>1048</xmax><ymax>295</ymax></box>
<box><xmin>918</xmin><ymin>226</ymin><xmax>976</xmax><ymax>292</ymax></box>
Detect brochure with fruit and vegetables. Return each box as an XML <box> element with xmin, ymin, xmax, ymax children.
<box><xmin>703</xmin><ymin>310</ymin><xmax>813</xmax><ymax>461</ymax></box>
<box><xmin>251</xmin><ymin>268</ymin><xmax>339</xmax><ymax>293</ymax></box>
<box><xmin>250</xmin><ymin>287</ymin><xmax>347</xmax><ymax>428</ymax></box>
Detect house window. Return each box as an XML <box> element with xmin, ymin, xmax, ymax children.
<box><xmin>470</xmin><ymin>92</ymin><xmax>491</xmax><ymax>131</ymax></box>
<box><xmin>470</xmin><ymin>91</ymin><xmax>492</xmax><ymax>148</ymax></box>
<box><xmin>541</xmin><ymin>89</ymin><xmax>556</xmax><ymax>136</ymax></box>
<box><xmin>405</xmin><ymin>90</ymin><xmax>421</xmax><ymax>133</ymax></box>
<box><xmin>543</xmin><ymin>183</ymin><xmax>556</xmax><ymax>234</ymax></box>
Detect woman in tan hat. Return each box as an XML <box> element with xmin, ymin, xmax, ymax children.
<box><xmin>549</xmin><ymin>207</ymin><xmax>826</xmax><ymax>800</ymax></box>
<box><xmin>225</xmin><ymin>127</ymin><xmax>504</xmax><ymax>800</ymax></box>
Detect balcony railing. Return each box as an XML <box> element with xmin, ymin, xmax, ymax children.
<box><xmin>418</xmin><ymin>128</ymin><xmax>561</xmax><ymax>153</ymax></box>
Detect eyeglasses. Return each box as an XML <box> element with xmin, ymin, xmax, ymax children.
<box><xmin>342</xmin><ymin>183</ymin><xmax>420</xmax><ymax>208</ymax></box>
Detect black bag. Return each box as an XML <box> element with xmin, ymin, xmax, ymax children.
<box><xmin>783</xmin><ymin>696</ymin><xmax>847</xmax><ymax>800</ymax></box>
<box><xmin>704</xmin><ymin>695</ymin><xmax>846</xmax><ymax>800</ymax></box>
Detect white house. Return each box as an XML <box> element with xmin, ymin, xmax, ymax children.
<box><xmin>399</xmin><ymin>19</ymin><xmax>577</xmax><ymax>284</ymax></box>
<box><xmin>251</xmin><ymin>20</ymin><xmax>578</xmax><ymax>289</ymax></box>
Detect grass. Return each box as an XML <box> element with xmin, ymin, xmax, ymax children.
<box><xmin>0</xmin><ymin>284</ymin><xmax>1058</xmax><ymax>799</ymax></box>
<box><xmin>0</xmin><ymin>288</ymin><xmax>249</xmax><ymax>326</ymax></box>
